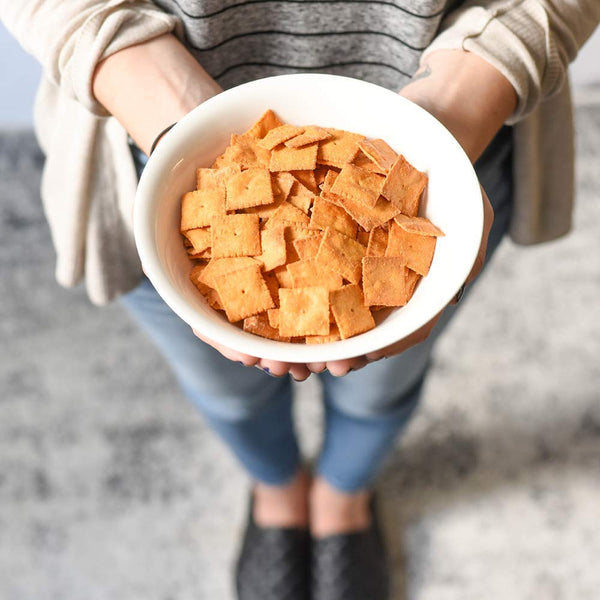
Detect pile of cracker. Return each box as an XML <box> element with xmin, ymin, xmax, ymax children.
<box><xmin>180</xmin><ymin>109</ymin><xmax>444</xmax><ymax>343</ymax></box>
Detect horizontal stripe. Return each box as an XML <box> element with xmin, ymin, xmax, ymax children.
<box><xmin>188</xmin><ymin>29</ymin><xmax>428</xmax><ymax>53</ymax></box>
<box><xmin>171</xmin><ymin>0</ymin><xmax>444</xmax><ymax>20</ymax></box>
<box><xmin>212</xmin><ymin>60</ymin><xmax>412</xmax><ymax>80</ymax></box>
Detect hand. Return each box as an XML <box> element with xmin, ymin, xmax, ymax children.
<box><xmin>323</xmin><ymin>49</ymin><xmax>516</xmax><ymax>376</ymax></box>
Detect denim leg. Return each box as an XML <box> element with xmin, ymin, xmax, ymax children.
<box><xmin>314</xmin><ymin>126</ymin><xmax>514</xmax><ymax>491</ymax></box>
<box><xmin>120</xmin><ymin>277</ymin><xmax>299</xmax><ymax>485</ymax></box>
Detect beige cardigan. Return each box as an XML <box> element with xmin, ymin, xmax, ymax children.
<box><xmin>1</xmin><ymin>0</ymin><xmax>599</xmax><ymax>305</ymax></box>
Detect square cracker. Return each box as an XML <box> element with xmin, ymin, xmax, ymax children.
<box><xmin>393</xmin><ymin>213</ymin><xmax>445</xmax><ymax>237</ymax></box>
<box><xmin>270</xmin><ymin>143</ymin><xmax>318</xmax><ymax>172</ymax></box>
<box><xmin>358</xmin><ymin>139</ymin><xmax>398</xmax><ymax>172</ymax></box>
<box><xmin>189</xmin><ymin>265</ymin><xmax>223</xmax><ymax>310</ymax></box>
<box><xmin>316</xmin><ymin>227</ymin><xmax>366</xmax><ymax>284</ymax></box>
<box><xmin>329</xmin><ymin>285</ymin><xmax>376</xmax><ymax>339</ymax></box>
<box><xmin>213</xmin><ymin>263</ymin><xmax>275</xmax><ymax>322</ymax></box>
<box><xmin>243</xmin><ymin>109</ymin><xmax>283</xmax><ymax>139</ymax></box>
<box><xmin>309</xmin><ymin>197</ymin><xmax>357</xmax><ymax>239</ymax></box>
<box><xmin>181</xmin><ymin>188</ymin><xmax>225</xmax><ymax>231</ymax></box>
<box><xmin>317</xmin><ymin>129</ymin><xmax>364</xmax><ymax>168</ymax></box>
<box><xmin>211</xmin><ymin>214</ymin><xmax>261</xmax><ymax>258</ymax></box>
<box><xmin>293</xmin><ymin>234</ymin><xmax>323</xmax><ymax>260</ymax></box>
<box><xmin>287</xmin><ymin>259</ymin><xmax>343</xmax><ymax>291</ymax></box>
<box><xmin>279</xmin><ymin>287</ymin><xmax>330</xmax><ymax>337</ymax></box>
<box><xmin>362</xmin><ymin>256</ymin><xmax>414</xmax><ymax>306</ymax></box>
<box><xmin>366</xmin><ymin>226</ymin><xmax>388</xmax><ymax>257</ymax></box>
<box><xmin>256</xmin><ymin>226</ymin><xmax>286</xmax><ymax>271</ymax></box>
<box><xmin>199</xmin><ymin>257</ymin><xmax>259</xmax><ymax>288</ymax></box>
<box><xmin>224</xmin><ymin>134</ymin><xmax>271</xmax><ymax>169</ymax></box>
<box><xmin>285</xmin><ymin>125</ymin><xmax>332</xmax><ymax>148</ymax></box>
<box><xmin>243</xmin><ymin>314</ymin><xmax>291</xmax><ymax>342</ymax></box>
<box><xmin>225</xmin><ymin>167</ymin><xmax>274</xmax><ymax>210</ymax></box>
<box><xmin>183</xmin><ymin>227</ymin><xmax>212</xmax><ymax>254</ymax></box>
<box><xmin>290</xmin><ymin>170</ymin><xmax>318</xmax><ymax>194</ymax></box>
<box><xmin>263</xmin><ymin>202</ymin><xmax>310</xmax><ymax>229</ymax></box>
<box><xmin>305</xmin><ymin>324</ymin><xmax>341</xmax><ymax>344</ymax></box>
<box><xmin>322</xmin><ymin>189</ymin><xmax>401</xmax><ymax>232</ymax></box>
<box><xmin>196</xmin><ymin>165</ymin><xmax>241</xmax><ymax>191</ymax></box>
<box><xmin>381</xmin><ymin>155</ymin><xmax>427</xmax><ymax>216</ymax></box>
<box><xmin>330</xmin><ymin>163</ymin><xmax>385</xmax><ymax>208</ymax></box>
<box><xmin>352</xmin><ymin>150</ymin><xmax>388</xmax><ymax>175</ymax></box>
<box><xmin>385</xmin><ymin>221</ymin><xmax>436</xmax><ymax>276</ymax></box>
<box><xmin>258</xmin><ymin>124</ymin><xmax>304</xmax><ymax>150</ymax></box>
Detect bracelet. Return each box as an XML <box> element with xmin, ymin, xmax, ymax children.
<box><xmin>149</xmin><ymin>122</ymin><xmax>178</xmax><ymax>156</ymax></box>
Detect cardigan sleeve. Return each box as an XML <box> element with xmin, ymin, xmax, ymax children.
<box><xmin>422</xmin><ymin>0</ymin><xmax>600</xmax><ymax>123</ymax></box>
<box><xmin>0</xmin><ymin>0</ymin><xmax>180</xmax><ymax>115</ymax></box>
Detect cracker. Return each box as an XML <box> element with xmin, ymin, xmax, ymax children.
<box><xmin>183</xmin><ymin>227</ymin><xmax>212</xmax><ymax>254</ymax></box>
<box><xmin>200</xmin><ymin>257</ymin><xmax>259</xmax><ymax>288</ymax></box>
<box><xmin>284</xmin><ymin>224</ymin><xmax>319</xmax><ymax>262</ymax></box>
<box><xmin>263</xmin><ymin>202</ymin><xmax>311</xmax><ymax>229</ymax></box>
<box><xmin>330</xmin><ymin>163</ymin><xmax>385</xmax><ymax>208</ymax></box>
<box><xmin>181</xmin><ymin>188</ymin><xmax>225</xmax><ymax>231</ymax></box>
<box><xmin>322</xmin><ymin>189</ymin><xmax>401</xmax><ymax>232</ymax></box>
<box><xmin>225</xmin><ymin>167</ymin><xmax>274</xmax><ymax>210</ymax></box>
<box><xmin>309</xmin><ymin>197</ymin><xmax>357</xmax><ymax>239</ymax></box>
<box><xmin>224</xmin><ymin>134</ymin><xmax>271</xmax><ymax>169</ymax></box>
<box><xmin>213</xmin><ymin>263</ymin><xmax>274</xmax><ymax>322</ymax></box>
<box><xmin>305</xmin><ymin>324</ymin><xmax>341</xmax><ymax>344</ymax></box>
<box><xmin>356</xmin><ymin>228</ymin><xmax>370</xmax><ymax>246</ymax></box>
<box><xmin>358</xmin><ymin>139</ymin><xmax>398</xmax><ymax>172</ymax></box>
<box><xmin>366</xmin><ymin>226</ymin><xmax>388</xmax><ymax>257</ymax></box>
<box><xmin>270</xmin><ymin>172</ymin><xmax>296</xmax><ymax>202</ymax></box>
<box><xmin>211</xmin><ymin>214</ymin><xmax>261</xmax><ymax>258</ymax></box>
<box><xmin>317</xmin><ymin>129</ymin><xmax>364</xmax><ymax>167</ymax></box>
<box><xmin>316</xmin><ymin>227</ymin><xmax>366</xmax><ymax>284</ymax></box>
<box><xmin>243</xmin><ymin>314</ymin><xmax>291</xmax><ymax>342</ymax></box>
<box><xmin>287</xmin><ymin>259</ymin><xmax>343</xmax><ymax>291</ymax></box>
<box><xmin>290</xmin><ymin>170</ymin><xmax>318</xmax><ymax>193</ymax></box>
<box><xmin>362</xmin><ymin>256</ymin><xmax>413</xmax><ymax>306</ymax></box>
<box><xmin>267</xmin><ymin>308</ymin><xmax>281</xmax><ymax>329</ymax></box>
<box><xmin>385</xmin><ymin>221</ymin><xmax>436</xmax><ymax>276</ymax></box>
<box><xmin>256</xmin><ymin>226</ymin><xmax>286</xmax><ymax>271</ymax></box>
<box><xmin>258</xmin><ymin>124</ymin><xmax>304</xmax><ymax>150</ymax></box>
<box><xmin>285</xmin><ymin>125</ymin><xmax>332</xmax><ymax>148</ymax></box>
<box><xmin>270</xmin><ymin>143</ymin><xmax>318</xmax><ymax>172</ymax></box>
<box><xmin>320</xmin><ymin>169</ymin><xmax>339</xmax><ymax>194</ymax></box>
<box><xmin>196</xmin><ymin>165</ymin><xmax>241</xmax><ymax>191</ymax></box>
<box><xmin>381</xmin><ymin>155</ymin><xmax>427</xmax><ymax>216</ymax></box>
<box><xmin>393</xmin><ymin>213</ymin><xmax>445</xmax><ymax>237</ymax></box>
<box><xmin>287</xmin><ymin>193</ymin><xmax>314</xmax><ymax>215</ymax></box>
<box><xmin>273</xmin><ymin>264</ymin><xmax>295</xmax><ymax>288</ymax></box>
<box><xmin>314</xmin><ymin>166</ymin><xmax>330</xmax><ymax>186</ymax></box>
<box><xmin>190</xmin><ymin>265</ymin><xmax>223</xmax><ymax>310</ymax></box>
<box><xmin>352</xmin><ymin>149</ymin><xmax>388</xmax><ymax>174</ymax></box>
<box><xmin>329</xmin><ymin>285</ymin><xmax>376</xmax><ymax>339</ymax></box>
<box><xmin>243</xmin><ymin>109</ymin><xmax>283</xmax><ymax>139</ymax></box>
<box><xmin>293</xmin><ymin>234</ymin><xmax>323</xmax><ymax>260</ymax></box>
<box><xmin>279</xmin><ymin>287</ymin><xmax>330</xmax><ymax>337</ymax></box>
<box><xmin>263</xmin><ymin>270</ymin><xmax>281</xmax><ymax>305</ymax></box>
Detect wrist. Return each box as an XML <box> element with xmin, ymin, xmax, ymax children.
<box><xmin>93</xmin><ymin>33</ymin><xmax>222</xmax><ymax>155</ymax></box>
<box><xmin>399</xmin><ymin>50</ymin><xmax>517</xmax><ymax>162</ymax></box>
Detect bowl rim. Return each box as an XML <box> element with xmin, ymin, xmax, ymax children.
<box><xmin>134</xmin><ymin>73</ymin><xmax>483</xmax><ymax>363</ymax></box>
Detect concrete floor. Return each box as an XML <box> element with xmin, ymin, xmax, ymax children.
<box><xmin>0</xmin><ymin>101</ymin><xmax>599</xmax><ymax>600</ymax></box>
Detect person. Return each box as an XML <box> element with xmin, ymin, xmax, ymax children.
<box><xmin>1</xmin><ymin>2</ymin><xmax>598</xmax><ymax>599</ymax></box>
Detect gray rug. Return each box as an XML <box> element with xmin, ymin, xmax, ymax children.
<box><xmin>0</xmin><ymin>103</ymin><xmax>599</xmax><ymax>600</ymax></box>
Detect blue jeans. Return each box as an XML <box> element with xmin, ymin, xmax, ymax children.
<box><xmin>123</xmin><ymin>127</ymin><xmax>513</xmax><ymax>492</ymax></box>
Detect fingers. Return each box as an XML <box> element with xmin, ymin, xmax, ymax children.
<box><xmin>325</xmin><ymin>356</ymin><xmax>369</xmax><ymax>377</ymax></box>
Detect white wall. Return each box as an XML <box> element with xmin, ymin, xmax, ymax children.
<box><xmin>1</xmin><ymin>21</ymin><xmax>599</xmax><ymax>128</ymax></box>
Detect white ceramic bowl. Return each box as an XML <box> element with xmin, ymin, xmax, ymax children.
<box><xmin>134</xmin><ymin>73</ymin><xmax>482</xmax><ymax>363</ymax></box>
